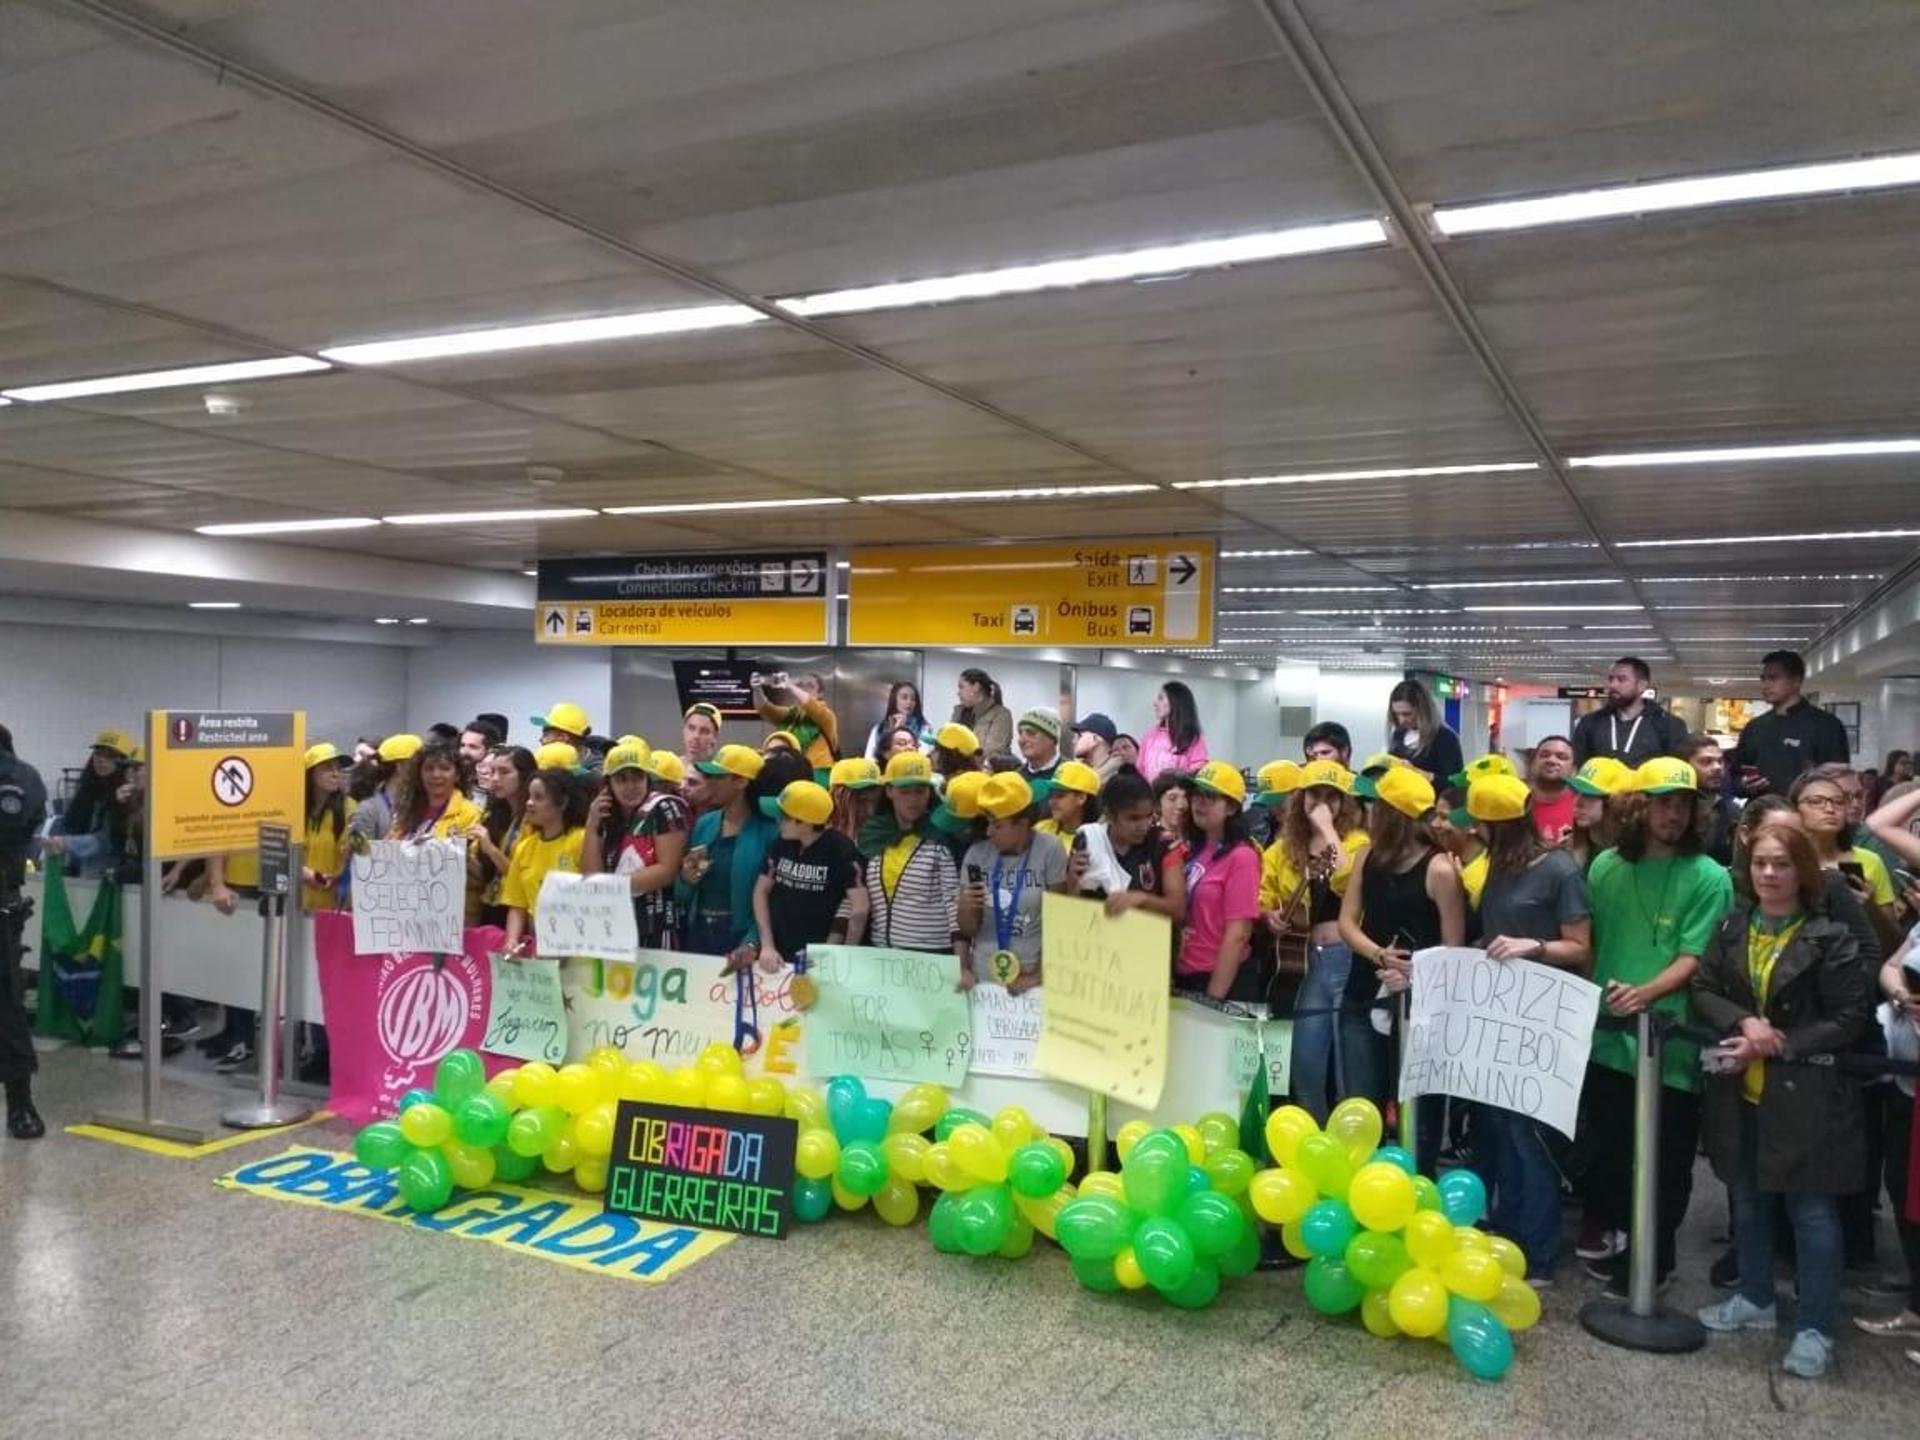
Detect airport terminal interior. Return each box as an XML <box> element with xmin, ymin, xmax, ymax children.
<box><xmin>5</xmin><ymin>3</ymin><xmax>1920</xmax><ymax>1436</ymax></box>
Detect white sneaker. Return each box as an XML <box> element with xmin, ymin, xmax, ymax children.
<box><xmin>1782</xmin><ymin>1329</ymin><xmax>1832</xmax><ymax>1378</ymax></box>
<box><xmin>1698</xmin><ymin>1294</ymin><xmax>1778</xmax><ymax>1332</ymax></box>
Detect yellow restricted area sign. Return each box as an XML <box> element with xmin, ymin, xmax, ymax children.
<box><xmin>148</xmin><ymin>711</ymin><xmax>305</xmax><ymax>860</ymax></box>
<box><xmin>847</xmin><ymin>541</ymin><xmax>1215</xmax><ymax>648</ymax></box>
<box><xmin>535</xmin><ymin>552</ymin><xmax>831</xmax><ymax>647</ymax></box>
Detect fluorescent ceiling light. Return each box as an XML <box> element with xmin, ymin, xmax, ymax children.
<box><xmin>1619</xmin><ymin>527</ymin><xmax>1920</xmax><ymax>548</ymax></box>
<box><xmin>1221</xmin><ymin>549</ymin><xmax>1309</xmax><ymax>559</ymax></box>
<box><xmin>1432</xmin><ymin>150</ymin><xmax>1920</xmax><ymax>236</ymax></box>
<box><xmin>187</xmin><ymin>601</ymin><xmax>241</xmax><ymax>610</ymax></box>
<box><xmin>1657</xmin><ymin>603</ymin><xmax>1845</xmax><ymax>611</ymax></box>
<box><xmin>1295</xmin><ymin>608</ymin><xmax>1454</xmax><ymax>616</ymax></box>
<box><xmin>196</xmin><ymin>516</ymin><xmax>380</xmax><ymax>537</ymax></box>
<box><xmin>602</xmin><ymin>497</ymin><xmax>849</xmax><ymax>516</ymax></box>
<box><xmin>382</xmin><ymin>508</ymin><xmax>598</xmax><ymax>526</ymax></box>
<box><xmin>859</xmin><ymin>484</ymin><xmax>1157</xmax><ymax>504</ymax></box>
<box><xmin>320</xmin><ymin>306</ymin><xmax>763</xmax><ymax>365</ymax></box>
<box><xmin>1177</xmin><ymin>461</ymin><xmax>1535</xmax><ymax>491</ymax></box>
<box><xmin>4</xmin><ymin>355</ymin><xmax>330</xmax><ymax>402</ymax></box>
<box><xmin>1420</xmin><ymin>577</ymin><xmax>1622</xmax><ymax>590</ymax></box>
<box><xmin>373</xmin><ymin>617</ymin><xmax>401</xmax><ymax>625</ymax></box>
<box><xmin>1569</xmin><ymin>438</ymin><xmax>1920</xmax><ymax>469</ymax></box>
<box><xmin>1462</xmin><ymin>604</ymin><xmax>1645</xmax><ymax>613</ymax></box>
<box><xmin>1638</xmin><ymin>573</ymin><xmax>1876</xmax><ymax>583</ymax></box>
<box><xmin>522</xmin><ymin>569</ymin><xmax>538</xmax><ymax>577</ymax></box>
<box><xmin>779</xmin><ymin>220</ymin><xmax>1387</xmax><ymax>318</ymax></box>
<box><xmin>1220</xmin><ymin>585</ymin><xmax>1395</xmax><ymax>594</ymax></box>
<box><xmin>406</xmin><ymin>617</ymin><xmax>431</xmax><ymax>625</ymax></box>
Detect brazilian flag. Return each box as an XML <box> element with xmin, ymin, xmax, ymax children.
<box><xmin>1239</xmin><ymin>1021</ymin><xmax>1272</xmax><ymax>1163</ymax></box>
<box><xmin>34</xmin><ymin>857</ymin><xmax>125</xmax><ymax>1046</ymax></box>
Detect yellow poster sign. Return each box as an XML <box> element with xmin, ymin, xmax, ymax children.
<box><xmin>148</xmin><ymin>710</ymin><xmax>305</xmax><ymax>860</ymax></box>
<box><xmin>535</xmin><ymin>552</ymin><xmax>831</xmax><ymax>647</ymax></box>
<box><xmin>846</xmin><ymin>541</ymin><xmax>1214</xmax><ymax>648</ymax></box>
<box><xmin>1034</xmin><ymin>893</ymin><xmax>1171</xmax><ymax>1107</ymax></box>
<box><xmin>535</xmin><ymin>597</ymin><xmax>828</xmax><ymax>647</ymax></box>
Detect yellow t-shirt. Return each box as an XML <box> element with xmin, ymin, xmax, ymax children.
<box><xmin>304</xmin><ymin>799</ymin><xmax>357</xmax><ymax>911</ymax></box>
<box><xmin>881</xmin><ymin>832</ymin><xmax>923</xmax><ymax>901</ymax></box>
<box><xmin>501</xmin><ymin>826</ymin><xmax>587</xmax><ymax>914</ymax></box>
<box><xmin>1849</xmin><ymin>846</ymin><xmax>1895</xmax><ymax>907</ymax></box>
<box><xmin>1743</xmin><ymin>914</ymin><xmax>1804</xmax><ymax>1103</ymax></box>
<box><xmin>1460</xmin><ymin>851</ymin><xmax>1489</xmax><ymax>908</ymax></box>
<box><xmin>391</xmin><ymin>793</ymin><xmax>483</xmax><ymax>843</ymax></box>
<box><xmin>1259</xmin><ymin>830</ymin><xmax>1368</xmax><ymax>913</ymax></box>
<box><xmin>221</xmin><ymin>851</ymin><xmax>261</xmax><ymax>889</ymax></box>
<box><xmin>1035</xmin><ymin>818</ymin><xmax>1077</xmax><ymax>839</ymax></box>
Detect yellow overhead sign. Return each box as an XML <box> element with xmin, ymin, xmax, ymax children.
<box><xmin>846</xmin><ymin>542</ymin><xmax>1215</xmax><ymax>648</ymax></box>
<box><xmin>149</xmin><ymin>711</ymin><xmax>306</xmax><ymax>860</ymax></box>
<box><xmin>535</xmin><ymin>552</ymin><xmax>831</xmax><ymax>647</ymax></box>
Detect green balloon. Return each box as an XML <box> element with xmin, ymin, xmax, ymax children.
<box><xmin>1411</xmin><ymin>1174</ymin><xmax>1443</xmax><ymax>1213</ymax></box>
<box><xmin>835</xmin><ymin>1140</ymin><xmax>888</xmax><ymax>1198</ymax></box>
<box><xmin>1217</xmin><ymin>1223</ymin><xmax>1262</xmax><ymax>1279</ymax></box>
<box><xmin>1008</xmin><ymin>1142</ymin><xmax>1067</xmax><ymax>1199</ymax></box>
<box><xmin>1176</xmin><ymin>1190</ymin><xmax>1248</xmax><ymax>1258</ymax></box>
<box><xmin>997</xmin><ymin>1217</ymin><xmax>1036</xmax><ymax>1260</ymax></box>
<box><xmin>954</xmin><ymin>1184</ymin><xmax>1015</xmax><ymax>1256</ymax></box>
<box><xmin>1070</xmin><ymin>1252</ymin><xmax>1122</xmax><ymax>1293</ymax></box>
<box><xmin>1163</xmin><ymin>1258</ymin><xmax>1222</xmax><ymax>1309</ymax></box>
<box><xmin>1303</xmin><ymin>1254</ymin><xmax>1367</xmax><ymax>1315</ymax></box>
<box><xmin>1133</xmin><ymin>1216</ymin><xmax>1197</xmax><ymax>1293</ymax></box>
<box><xmin>935</xmin><ymin>1108</ymin><xmax>993</xmax><ymax>1141</ymax></box>
<box><xmin>454</xmin><ymin>1091</ymin><xmax>512</xmax><ymax>1149</ymax></box>
<box><xmin>1203</xmin><ymin>1147</ymin><xmax>1255</xmax><ymax>1197</ymax></box>
<box><xmin>1344</xmin><ymin>1229</ymin><xmax>1413</xmax><ymax>1291</ymax></box>
<box><xmin>1128</xmin><ymin>1130</ymin><xmax>1189</xmax><ymax>1169</ymax></box>
<box><xmin>793</xmin><ymin>1177</ymin><xmax>834</xmax><ymax>1223</ymax></box>
<box><xmin>1295</xmin><ymin>1133</ymin><xmax>1354</xmax><ymax>1200</ymax></box>
<box><xmin>1122</xmin><ymin>1144</ymin><xmax>1187</xmax><ymax>1217</ymax></box>
<box><xmin>1054</xmin><ymin>1195</ymin><xmax>1133</xmax><ymax>1261</ymax></box>
<box><xmin>353</xmin><ymin>1121</ymin><xmax>409</xmax><ymax>1170</ymax></box>
<box><xmin>397</xmin><ymin>1148</ymin><xmax>453</xmax><ymax>1212</ymax></box>
<box><xmin>491</xmin><ymin>1144</ymin><xmax>539</xmax><ymax>1182</ymax></box>
<box><xmin>929</xmin><ymin>1191</ymin><xmax>966</xmax><ymax>1254</ymax></box>
<box><xmin>433</xmin><ymin>1049</ymin><xmax>486</xmax><ymax>1106</ymax></box>
<box><xmin>507</xmin><ymin>1105</ymin><xmax>565</xmax><ymax>1158</ymax></box>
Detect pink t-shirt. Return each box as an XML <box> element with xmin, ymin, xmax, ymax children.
<box><xmin>1177</xmin><ymin>842</ymin><xmax>1261</xmax><ymax>975</ymax></box>
<box><xmin>1138</xmin><ymin>725</ymin><xmax>1209</xmax><ymax>782</ymax></box>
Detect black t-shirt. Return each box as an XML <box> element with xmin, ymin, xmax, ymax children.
<box><xmin>764</xmin><ymin>829</ymin><xmax>861</xmax><ymax>958</ymax></box>
<box><xmin>1730</xmin><ymin>699</ymin><xmax>1850</xmax><ymax>799</ymax></box>
<box><xmin>1114</xmin><ymin>830</ymin><xmax>1182</xmax><ymax>897</ymax></box>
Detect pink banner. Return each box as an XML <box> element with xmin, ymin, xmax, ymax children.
<box><xmin>313</xmin><ymin>912</ymin><xmax>511</xmax><ymax>1125</ymax></box>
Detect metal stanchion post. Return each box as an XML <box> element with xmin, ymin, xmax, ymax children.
<box><xmin>1579</xmin><ymin>1011</ymin><xmax>1704</xmax><ymax>1352</ymax></box>
<box><xmin>222</xmin><ymin>891</ymin><xmax>312</xmax><ymax>1129</ymax></box>
<box><xmin>1396</xmin><ymin>994</ymin><xmax>1416</xmax><ymax>1159</ymax></box>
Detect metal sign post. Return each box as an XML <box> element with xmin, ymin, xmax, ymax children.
<box><xmin>222</xmin><ymin>832</ymin><xmax>312</xmax><ymax>1130</ymax></box>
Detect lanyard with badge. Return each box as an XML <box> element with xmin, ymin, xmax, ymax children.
<box><xmin>1610</xmin><ymin>710</ymin><xmax>1643</xmax><ymax>760</ymax></box>
<box><xmin>989</xmin><ymin>843</ymin><xmax>1032</xmax><ymax>985</ymax></box>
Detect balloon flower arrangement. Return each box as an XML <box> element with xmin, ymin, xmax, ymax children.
<box><xmin>1052</xmin><ymin>1112</ymin><xmax>1262</xmax><ymax>1308</ymax></box>
<box><xmin>1247</xmin><ymin>1098</ymin><xmax>1539</xmax><ymax>1380</ymax></box>
<box><xmin>352</xmin><ymin>1042</ymin><xmax>803</xmax><ymax>1211</ymax></box>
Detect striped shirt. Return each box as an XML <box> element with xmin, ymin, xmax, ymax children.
<box><xmin>864</xmin><ymin>831</ymin><xmax>959</xmax><ymax>953</ymax></box>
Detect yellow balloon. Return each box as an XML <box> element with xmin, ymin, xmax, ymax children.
<box><xmin>619</xmin><ymin>1061</ymin><xmax>667</xmax><ymax>1103</ymax></box>
<box><xmin>1327</xmin><ymin>1096</ymin><xmax>1383</xmax><ymax>1164</ymax></box>
<box><xmin>1453</xmin><ymin>1225</ymin><xmax>1492</xmax><ymax>1253</ymax></box>
<box><xmin>1077</xmin><ymin>1170</ymin><xmax>1126</xmax><ymax>1202</ymax></box>
<box><xmin>991</xmin><ymin>1106</ymin><xmax>1035</xmax><ymax>1151</ymax></box>
<box><xmin>1044</xmin><ymin>1137</ymin><xmax>1076</xmax><ymax>1175</ymax></box>
<box><xmin>554</xmin><ymin>1064</ymin><xmax>597</xmax><ymax>1114</ymax></box>
<box><xmin>1486</xmin><ymin>1235</ymin><xmax>1526</xmax><ymax>1280</ymax></box>
<box><xmin>705</xmin><ymin>1073</ymin><xmax>749</xmax><ymax>1113</ymax></box>
<box><xmin>888</xmin><ymin>1083</ymin><xmax>948</xmax><ymax>1135</ymax></box>
<box><xmin>1388</xmin><ymin>1267</ymin><xmax>1449</xmax><ymax>1338</ymax></box>
<box><xmin>795</xmin><ymin>1129</ymin><xmax>841</xmax><ymax>1181</ymax></box>
<box><xmin>542</xmin><ymin>1133</ymin><xmax>579</xmax><ymax>1173</ymax></box>
<box><xmin>513</xmin><ymin>1062</ymin><xmax>558</xmax><ymax>1110</ymax></box>
<box><xmin>587</xmin><ymin>1045</ymin><xmax>626</xmax><ymax>1075</ymax></box>
<box><xmin>1403</xmin><ymin>1211</ymin><xmax>1457</xmax><ymax>1270</ymax></box>
<box><xmin>744</xmin><ymin>1077</ymin><xmax>788</xmax><ymax>1116</ymax></box>
<box><xmin>696</xmin><ymin>1042</ymin><xmax>743</xmax><ymax>1078</ymax></box>
<box><xmin>573</xmin><ymin>1103</ymin><xmax>617</xmax><ymax>1158</ymax></box>
<box><xmin>1113</xmin><ymin>1247</ymin><xmax>1149</xmax><ymax>1290</ymax></box>
<box><xmin>830</xmin><ymin>1176</ymin><xmax>866</xmax><ymax>1212</ymax></box>
<box><xmin>1195</xmin><ymin>1111</ymin><xmax>1239</xmax><ymax>1157</ymax></box>
<box><xmin>666</xmin><ymin>1066</ymin><xmax>707</xmax><ymax>1108</ymax></box>
<box><xmin>872</xmin><ymin>1175</ymin><xmax>920</xmax><ymax>1227</ymax></box>
<box><xmin>923</xmin><ymin>1141</ymin><xmax>968</xmax><ymax>1192</ymax></box>
<box><xmin>1441</xmin><ymin>1249</ymin><xmax>1505</xmax><ymax>1303</ymax></box>
<box><xmin>1347</xmin><ymin>1162</ymin><xmax>1417</xmax><ymax>1233</ymax></box>
<box><xmin>1014</xmin><ymin>1188</ymin><xmax>1067</xmax><ymax>1240</ymax></box>
<box><xmin>573</xmin><ymin>1156</ymin><xmax>608</xmax><ymax>1193</ymax></box>
<box><xmin>1264</xmin><ymin>1106</ymin><xmax>1319</xmax><ymax>1167</ymax></box>
<box><xmin>1280</xmin><ymin>1219</ymin><xmax>1315</xmax><ymax>1260</ymax></box>
<box><xmin>1361</xmin><ymin>1288</ymin><xmax>1401</xmax><ymax>1338</ymax></box>
<box><xmin>882</xmin><ymin>1132</ymin><xmax>931</xmax><ymax>1184</ymax></box>
<box><xmin>786</xmin><ymin>1087</ymin><xmax>827</xmax><ymax>1128</ymax></box>
<box><xmin>1172</xmin><ymin>1124</ymin><xmax>1206</xmax><ymax>1166</ymax></box>
<box><xmin>398</xmin><ymin>1103</ymin><xmax>451</xmax><ymax>1149</ymax></box>
<box><xmin>1248</xmin><ymin>1165</ymin><xmax>1317</xmax><ymax>1225</ymax></box>
<box><xmin>1114</xmin><ymin>1119</ymin><xmax>1152</xmax><ymax>1162</ymax></box>
<box><xmin>948</xmin><ymin>1124</ymin><xmax>1008</xmax><ymax>1183</ymax></box>
<box><xmin>1488</xmin><ymin>1273</ymin><xmax>1543</xmax><ymax>1331</ymax></box>
<box><xmin>443</xmin><ymin>1140</ymin><xmax>494</xmax><ymax>1190</ymax></box>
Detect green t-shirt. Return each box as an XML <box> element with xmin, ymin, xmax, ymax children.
<box><xmin>1586</xmin><ymin>847</ymin><xmax>1733</xmax><ymax>1093</ymax></box>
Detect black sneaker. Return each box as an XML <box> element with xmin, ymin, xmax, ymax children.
<box><xmin>1599</xmin><ymin>1259</ymin><xmax>1674</xmax><ymax>1299</ymax></box>
<box><xmin>1709</xmin><ymin>1248</ymin><xmax>1739</xmax><ymax>1290</ymax></box>
<box><xmin>6</xmin><ymin>1095</ymin><xmax>44</xmax><ymax>1139</ymax></box>
<box><xmin>215</xmin><ymin>1042</ymin><xmax>254</xmax><ymax>1073</ymax></box>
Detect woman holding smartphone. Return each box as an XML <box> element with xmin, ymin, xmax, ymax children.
<box><xmin>583</xmin><ymin>744</ymin><xmax>690</xmax><ymax>950</ymax></box>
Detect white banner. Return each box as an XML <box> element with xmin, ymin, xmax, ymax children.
<box><xmin>967</xmin><ymin>984</ymin><xmax>1044</xmax><ymax>1078</ymax></box>
<box><xmin>559</xmin><ymin>950</ymin><xmax>805</xmax><ymax>1077</ymax></box>
<box><xmin>535</xmin><ymin>872</ymin><xmax>639</xmax><ymax>962</ymax></box>
<box><xmin>1397</xmin><ymin>946</ymin><xmax>1600</xmax><ymax>1140</ymax></box>
<box><xmin>349</xmin><ymin>839</ymin><xmax>466</xmax><ymax>955</ymax></box>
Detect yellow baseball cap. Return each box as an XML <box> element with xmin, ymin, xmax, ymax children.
<box><xmin>697</xmin><ymin>744</ymin><xmax>765</xmax><ymax>780</ymax></box>
<box><xmin>684</xmin><ymin>702</ymin><xmax>723</xmax><ymax>729</ymax></box>
<box><xmin>129</xmin><ymin>745</ymin><xmax>146</xmax><ymax>765</ymax></box>
<box><xmin>615</xmin><ymin>733</ymin><xmax>651</xmax><ymax>756</ymax></box>
<box><xmin>764</xmin><ymin>729</ymin><xmax>803</xmax><ymax>754</ymax></box>
<box><xmin>934</xmin><ymin>722</ymin><xmax>981</xmax><ymax>757</ymax></box>
<box><xmin>1254</xmin><ymin>759</ymin><xmax>1303</xmax><ymax>806</ymax></box>
<box><xmin>1190</xmin><ymin>760</ymin><xmax>1248</xmax><ymax>806</ymax></box>
<box><xmin>1359</xmin><ymin>751</ymin><xmax>1399</xmax><ymax>776</ymax></box>
<box><xmin>941</xmin><ymin>770</ymin><xmax>990</xmax><ymax>820</ymax></box>
<box><xmin>640</xmin><ymin>750</ymin><xmax>687</xmax><ymax>786</ymax></box>
<box><xmin>829</xmin><ymin>757</ymin><xmax>883</xmax><ymax>791</ymax></box>
<box><xmin>761</xmin><ymin>779</ymin><xmax>833</xmax><ymax>827</ymax></box>
<box><xmin>304</xmin><ymin>742</ymin><xmax>345</xmax><ymax>770</ymax></box>
<box><xmin>1451</xmin><ymin>753</ymin><xmax>1517</xmax><ymax>788</ymax></box>
<box><xmin>979</xmin><ymin>771</ymin><xmax>1037</xmax><ymax>821</ymax></box>
<box><xmin>883</xmin><ymin>751</ymin><xmax>935</xmax><ymax>789</ymax></box>
<box><xmin>1571</xmin><ymin>756</ymin><xmax>1633</xmax><ymax>797</ymax></box>
<box><xmin>1048</xmin><ymin>760</ymin><xmax>1101</xmax><ymax>797</ymax></box>
<box><xmin>1632</xmin><ymin>756</ymin><xmax>1699</xmax><ymax>795</ymax></box>
<box><xmin>531</xmin><ymin>700</ymin><xmax>591</xmax><ymax>738</ymax></box>
<box><xmin>378</xmin><ymin>733</ymin><xmax>423</xmax><ymax>763</ymax></box>
<box><xmin>604</xmin><ymin>743</ymin><xmax>650</xmax><ymax>776</ymax></box>
<box><xmin>1372</xmin><ymin>765</ymin><xmax>1437</xmax><ymax>819</ymax></box>
<box><xmin>534</xmin><ymin>741</ymin><xmax>580</xmax><ymax>771</ymax></box>
<box><xmin>1299</xmin><ymin>759</ymin><xmax>1355</xmax><ymax>794</ymax></box>
<box><xmin>1466</xmin><ymin>773</ymin><xmax>1532</xmax><ymax>823</ymax></box>
<box><xmin>92</xmin><ymin>729</ymin><xmax>136</xmax><ymax>757</ymax></box>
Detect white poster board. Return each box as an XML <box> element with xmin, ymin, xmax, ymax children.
<box><xmin>535</xmin><ymin>872</ymin><xmax>638</xmax><ymax>962</ymax></box>
<box><xmin>968</xmin><ymin>984</ymin><xmax>1044</xmax><ymax>1077</ymax></box>
<box><xmin>349</xmin><ymin>839</ymin><xmax>465</xmax><ymax>955</ymax></box>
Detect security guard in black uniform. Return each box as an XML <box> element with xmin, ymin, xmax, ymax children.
<box><xmin>0</xmin><ymin>723</ymin><xmax>48</xmax><ymax>1138</ymax></box>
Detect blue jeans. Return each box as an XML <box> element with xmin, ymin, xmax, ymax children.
<box><xmin>1475</xmin><ymin>1104</ymin><xmax>1562</xmax><ymax>1277</ymax></box>
<box><xmin>1734</xmin><ymin>1112</ymin><xmax>1842</xmax><ymax>1337</ymax></box>
<box><xmin>1290</xmin><ymin>943</ymin><xmax>1386</xmax><ymax>1121</ymax></box>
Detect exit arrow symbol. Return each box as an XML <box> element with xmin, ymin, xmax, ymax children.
<box><xmin>1169</xmin><ymin>553</ymin><xmax>1198</xmax><ymax>586</ymax></box>
<box><xmin>544</xmin><ymin>608</ymin><xmax>566</xmax><ymax>635</ymax></box>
